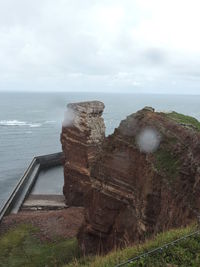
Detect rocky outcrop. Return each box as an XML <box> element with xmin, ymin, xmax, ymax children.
<box><xmin>60</xmin><ymin>101</ymin><xmax>105</xmax><ymax>206</ymax></box>
<box><xmin>78</xmin><ymin>107</ymin><xmax>200</xmax><ymax>254</ymax></box>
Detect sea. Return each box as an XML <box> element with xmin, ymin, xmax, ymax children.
<box><xmin>0</xmin><ymin>92</ymin><xmax>200</xmax><ymax>209</ymax></box>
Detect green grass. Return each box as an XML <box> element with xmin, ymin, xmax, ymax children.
<box><xmin>165</xmin><ymin>111</ymin><xmax>200</xmax><ymax>131</ymax></box>
<box><xmin>154</xmin><ymin>148</ymin><xmax>180</xmax><ymax>180</ymax></box>
<box><xmin>0</xmin><ymin>224</ymin><xmax>80</xmax><ymax>267</ymax></box>
<box><xmin>1</xmin><ymin>223</ymin><xmax>200</xmax><ymax>267</ymax></box>
<box><xmin>64</xmin><ymin>223</ymin><xmax>200</xmax><ymax>267</ymax></box>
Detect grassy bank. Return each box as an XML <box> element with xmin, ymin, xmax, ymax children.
<box><xmin>65</xmin><ymin>223</ymin><xmax>200</xmax><ymax>267</ymax></box>
<box><xmin>165</xmin><ymin>111</ymin><xmax>200</xmax><ymax>131</ymax></box>
<box><xmin>1</xmin><ymin>223</ymin><xmax>200</xmax><ymax>267</ymax></box>
<box><xmin>0</xmin><ymin>224</ymin><xmax>80</xmax><ymax>267</ymax></box>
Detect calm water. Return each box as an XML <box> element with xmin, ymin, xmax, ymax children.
<box><xmin>0</xmin><ymin>92</ymin><xmax>200</xmax><ymax>208</ymax></box>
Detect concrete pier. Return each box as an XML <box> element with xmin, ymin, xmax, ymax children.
<box><xmin>0</xmin><ymin>152</ymin><xmax>65</xmax><ymax>222</ymax></box>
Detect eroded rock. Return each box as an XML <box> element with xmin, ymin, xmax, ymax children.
<box><xmin>60</xmin><ymin>101</ymin><xmax>105</xmax><ymax>206</ymax></box>
<box><xmin>78</xmin><ymin>107</ymin><xmax>200</xmax><ymax>254</ymax></box>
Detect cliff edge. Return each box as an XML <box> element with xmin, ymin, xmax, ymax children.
<box><xmin>78</xmin><ymin>107</ymin><xmax>200</xmax><ymax>254</ymax></box>
<box><xmin>61</xmin><ymin>102</ymin><xmax>200</xmax><ymax>254</ymax></box>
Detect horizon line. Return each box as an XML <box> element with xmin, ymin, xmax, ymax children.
<box><xmin>0</xmin><ymin>91</ymin><xmax>200</xmax><ymax>96</ymax></box>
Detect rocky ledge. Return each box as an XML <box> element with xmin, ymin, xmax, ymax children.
<box><xmin>61</xmin><ymin>103</ymin><xmax>200</xmax><ymax>254</ymax></box>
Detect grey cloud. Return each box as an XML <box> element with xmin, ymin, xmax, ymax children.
<box><xmin>0</xmin><ymin>0</ymin><xmax>200</xmax><ymax>94</ymax></box>
<box><xmin>143</xmin><ymin>48</ymin><xmax>167</xmax><ymax>65</ymax></box>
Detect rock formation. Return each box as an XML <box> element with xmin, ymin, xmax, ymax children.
<box><xmin>61</xmin><ymin>101</ymin><xmax>105</xmax><ymax>206</ymax></box>
<box><xmin>78</xmin><ymin>107</ymin><xmax>200</xmax><ymax>254</ymax></box>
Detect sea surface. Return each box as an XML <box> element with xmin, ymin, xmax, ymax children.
<box><xmin>1</xmin><ymin>92</ymin><xmax>200</xmax><ymax>208</ymax></box>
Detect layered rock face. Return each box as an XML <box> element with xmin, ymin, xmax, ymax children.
<box><xmin>60</xmin><ymin>101</ymin><xmax>105</xmax><ymax>206</ymax></box>
<box><xmin>78</xmin><ymin>107</ymin><xmax>200</xmax><ymax>254</ymax></box>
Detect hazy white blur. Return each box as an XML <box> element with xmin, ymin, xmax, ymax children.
<box><xmin>136</xmin><ymin>128</ymin><xmax>160</xmax><ymax>153</ymax></box>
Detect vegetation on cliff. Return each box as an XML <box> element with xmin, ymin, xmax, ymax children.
<box><xmin>66</xmin><ymin>223</ymin><xmax>200</xmax><ymax>267</ymax></box>
<box><xmin>154</xmin><ymin>147</ymin><xmax>180</xmax><ymax>182</ymax></box>
<box><xmin>1</xmin><ymin>222</ymin><xmax>200</xmax><ymax>266</ymax></box>
<box><xmin>165</xmin><ymin>111</ymin><xmax>200</xmax><ymax>131</ymax></box>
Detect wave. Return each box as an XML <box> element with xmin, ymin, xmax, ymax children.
<box><xmin>29</xmin><ymin>123</ymin><xmax>42</xmax><ymax>127</ymax></box>
<box><xmin>0</xmin><ymin>120</ymin><xmax>42</xmax><ymax>128</ymax></box>
<box><xmin>44</xmin><ymin>120</ymin><xmax>56</xmax><ymax>124</ymax></box>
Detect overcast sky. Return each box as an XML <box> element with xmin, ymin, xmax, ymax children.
<box><xmin>1</xmin><ymin>0</ymin><xmax>200</xmax><ymax>94</ymax></box>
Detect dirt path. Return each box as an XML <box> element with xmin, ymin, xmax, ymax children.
<box><xmin>0</xmin><ymin>207</ymin><xmax>84</xmax><ymax>241</ymax></box>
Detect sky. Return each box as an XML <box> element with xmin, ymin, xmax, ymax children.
<box><xmin>1</xmin><ymin>0</ymin><xmax>200</xmax><ymax>94</ymax></box>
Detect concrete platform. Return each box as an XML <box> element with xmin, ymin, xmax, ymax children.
<box><xmin>22</xmin><ymin>194</ymin><xmax>67</xmax><ymax>211</ymax></box>
<box><xmin>23</xmin><ymin>165</ymin><xmax>66</xmax><ymax>211</ymax></box>
<box><xmin>0</xmin><ymin>152</ymin><xmax>65</xmax><ymax>222</ymax></box>
<box><xmin>31</xmin><ymin>165</ymin><xmax>64</xmax><ymax>195</ymax></box>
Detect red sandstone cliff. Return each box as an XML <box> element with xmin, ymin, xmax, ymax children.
<box><xmin>78</xmin><ymin>107</ymin><xmax>200</xmax><ymax>254</ymax></box>
<box><xmin>61</xmin><ymin>102</ymin><xmax>200</xmax><ymax>254</ymax></box>
<box><xmin>60</xmin><ymin>101</ymin><xmax>105</xmax><ymax>206</ymax></box>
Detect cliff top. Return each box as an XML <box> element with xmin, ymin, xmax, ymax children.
<box><xmin>67</xmin><ymin>101</ymin><xmax>105</xmax><ymax>114</ymax></box>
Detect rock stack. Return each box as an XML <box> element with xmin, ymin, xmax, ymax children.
<box><xmin>60</xmin><ymin>101</ymin><xmax>105</xmax><ymax>206</ymax></box>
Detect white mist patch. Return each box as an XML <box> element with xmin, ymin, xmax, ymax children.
<box><xmin>136</xmin><ymin>128</ymin><xmax>160</xmax><ymax>153</ymax></box>
<box><xmin>62</xmin><ymin>108</ymin><xmax>75</xmax><ymax>127</ymax></box>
